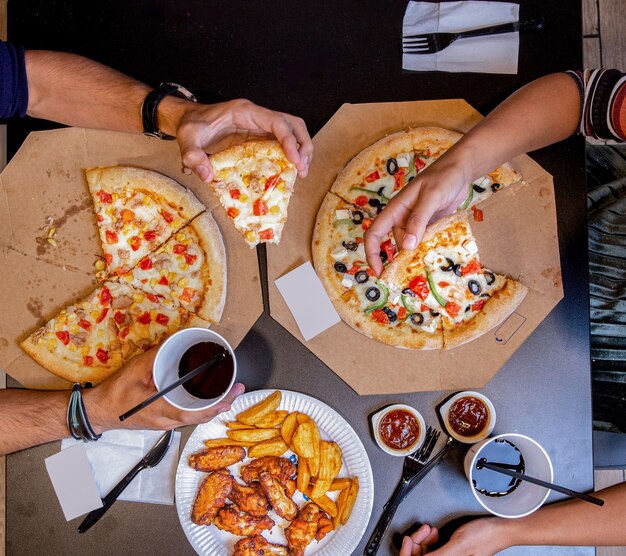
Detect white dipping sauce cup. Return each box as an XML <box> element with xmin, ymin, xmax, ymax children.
<box><xmin>464</xmin><ymin>433</ymin><xmax>553</xmax><ymax>518</ymax></box>
<box><xmin>153</xmin><ymin>328</ymin><xmax>236</xmax><ymax>411</ymax></box>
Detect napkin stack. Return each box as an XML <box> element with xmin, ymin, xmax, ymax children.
<box><xmin>402</xmin><ymin>1</ymin><xmax>520</xmax><ymax>74</ymax></box>
<box><xmin>61</xmin><ymin>429</ymin><xmax>181</xmax><ymax>505</ymax></box>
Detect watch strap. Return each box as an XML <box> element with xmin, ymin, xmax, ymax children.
<box><xmin>141</xmin><ymin>82</ymin><xmax>197</xmax><ymax>140</ymax></box>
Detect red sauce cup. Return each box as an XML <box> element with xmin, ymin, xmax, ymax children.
<box><xmin>439</xmin><ymin>391</ymin><xmax>496</xmax><ymax>444</ymax></box>
<box><xmin>371</xmin><ymin>404</ymin><xmax>426</xmax><ymax>457</ymax></box>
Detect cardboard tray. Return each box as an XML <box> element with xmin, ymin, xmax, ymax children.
<box><xmin>268</xmin><ymin>100</ymin><xmax>563</xmax><ymax>395</ymax></box>
<box><xmin>0</xmin><ymin>128</ymin><xmax>263</xmax><ymax>389</ymax></box>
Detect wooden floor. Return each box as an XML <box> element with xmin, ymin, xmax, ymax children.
<box><xmin>0</xmin><ymin>2</ymin><xmax>625</xmax><ymax>555</ymax></box>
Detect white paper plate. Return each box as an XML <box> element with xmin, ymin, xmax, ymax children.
<box><xmin>175</xmin><ymin>389</ymin><xmax>374</xmax><ymax>555</ymax></box>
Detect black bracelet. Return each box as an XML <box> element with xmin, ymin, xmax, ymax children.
<box><xmin>66</xmin><ymin>383</ymin><xmax>101</xmax><ymax>442</ymax></box>
<box><xmin>141</xmin><ymin>82</ymin><xmax>197</xmax><ymax>140</ymax></box>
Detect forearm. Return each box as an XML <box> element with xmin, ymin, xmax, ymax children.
<box><xmin>501</xmin><ymin>483</ymin><xmax>626</xmax><ymax>547</ymax></box>
<box><xmin>0</xmin><ymin>389</ymin><xmax>70</xmax><ymax>455</ymax></box>
<box><xmin>24</xmin><ymin>50</ymin><xmax>188</xmax><ymax>135</ymax></box>
<box><xmin>443</xmin><ymin>72</ymin><xmax>581</xmax><ymax>183</ymax></box>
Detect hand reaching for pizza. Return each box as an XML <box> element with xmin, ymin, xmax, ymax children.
<box><xmin>364</xmin><ymin>154</ymin><xmax>472</xmax><ymax>276</ymax></box>
<box><xmin>83</xmin><ymin>346</ymin><xmax>245</xmax><ymax>432</ymax></box>
<box><xmin>173</xmin><ymin>98</ymin><xmax>314</xmax><ymax>183</ymax></box>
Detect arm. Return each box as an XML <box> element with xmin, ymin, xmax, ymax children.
<box><xmin>0</xmin><ymin>347</ymin><xmax>244</xmax><ymax>456</ymax></box>
<box><xmin>399</xmin><ymin>483</ymin><xmax>626</xmax><ymax>555</ymax></box>
<box><xmin>365</xmin><ymin>72</ymin><xmax>581</xmax><ymax>275</ymax></box>
<box><xmin>24</xmin><ymin>50</ymin><xmax>313</xmax><ymax>180</ymax></box>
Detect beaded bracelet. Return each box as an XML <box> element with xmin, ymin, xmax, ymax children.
<box><xmin>66</xmin><ymin>383</ymin><xmax>101</xmax><ymax>442</ymax></box>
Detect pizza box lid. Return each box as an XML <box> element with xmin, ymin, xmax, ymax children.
<box><xmin>0</xmin><ymin>127</ymin><xmax>262</xmax><ymax>389</ymax></box>
<box><xmin>267</xmin><ymin>99</ymin><xmax>563</xmax><ymax>395</ymax></box>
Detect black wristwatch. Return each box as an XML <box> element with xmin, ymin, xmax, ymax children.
<box><xmin>141</xmin><ymin>82</ymin><xmax>197</xmax><ymax>140</ymax></box>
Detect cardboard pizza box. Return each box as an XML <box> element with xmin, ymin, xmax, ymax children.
<box><xmin>267</xmin><ymin>100</ymin><xmax>563</xmax><ymax>395</ymax></box>
<box><xmin>0</xmin><ymin>128</ymin><xmax>262</xmax><ymax>389</ymax></box>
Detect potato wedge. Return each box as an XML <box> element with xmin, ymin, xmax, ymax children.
<box><xmin>253</xmin><ymin>410</ymin><xmax>288</xmax><ymax>428</ymax></box>
<box><xmin>333</xmin><ymin>485</ymin><xmax>350</xmax><ymax>529</ymax></box>
<box><xmin>227</xmin><ymin>428</ymin><xmax>279</xmax><ymax>442</ymax></box>
<box><xmin>306</xmin><ymin>421</ymin><xmax>322</xmax><ymax>475</ymax></box>
<box><xmin>318</xmin><ymin>441</ymin><xmax>342</xmax><ymax>481</ymax></box>
<box><xmin>296</xmin><ymin>412</ymin><xmax>311</xmax><ymax>425</ymax></box>
<box><xmin>237</xmin><ymin>390</ymin><xmax>282</xmax><ymax>426</ymax></box>
<box><xmin>247</xmin><ymin>437</ymin><xmax>288</xmax><ymax>458</ymax></box>
<box><xmin>292</xmin><ymin>422</ymin><xmax>316</xmax><ymax>458</ymax></box>
<box><xmin>281</xmin><ymin>412</ymin><xmax>298</xmax><ymax>445</ymax></box>
<box><xmin>203</xmin><ymin>438</ymin><xmax>256</xmax><ymax>448</ymax></box>
<box><xmin>226</xmin><ymin>421</ymin><xmax>252</xmax><ymax>430</ymax></box>
<box><xmin>310</xmin><ymin>478</ymin><xmax>332</xmax><ymax>499</ymax></box>
<box><xmin>304</xmin><ymin>485</ymin><xmax>338</xmax><ymax>518</ymax></box>
<box><xmin>341</xmin><ymin>476</ymin><xmax>359</xmax><ymax>525</ymax></box>
<box><xmin>297</xmin><ymin>456</ymin><xmax>311</xmax><ymax>493</ymax></box>
<box><xmin>328</xmin><ymin>478</ymin><xmax>352</xmax><ymax>491</ymax></box>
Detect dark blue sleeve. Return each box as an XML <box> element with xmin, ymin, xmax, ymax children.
<box><xmin>0</xmin><ymin>40</ymin><xmax>28</xmax><ymax>119</ymax></box>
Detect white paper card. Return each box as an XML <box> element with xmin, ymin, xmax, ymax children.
<box><xmin>275</xmin><ymin>261</ymin><xmax>340</xmax><ymax>341</ymax></box>
<box><xmin>61</xmin><ymin>429</ymin><xmax>181</xmax><ymax>505</ymax></box>
<box><xmin>402</xmin><ymin>1</ymin><xmax>520</xmax><ymax>74</ymax></box>
<box><xmin>45</xmin><ymin>443</ymin><xmax>103</xmax><ymax>521</ymax></box>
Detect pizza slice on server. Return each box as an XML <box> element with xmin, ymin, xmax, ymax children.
<box><xmin>208</xmin><ymin>140</ymin><xmax>297</xmax><ymax>248</ymax></box>
<box><xmin>87</xmin><ymin>166</ymin><xmax>205</xmax><ymax>277</ymax></box>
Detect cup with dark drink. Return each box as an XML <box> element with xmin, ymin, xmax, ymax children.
<box><xmin>464</xmin><ymin>433</ymin><xmax>553</xmax><ymax>518</ymax></box>
<box><xmin>152</xmin><ymin>328</ymin><xmax>236</xmax><ymax>411</ymax></box>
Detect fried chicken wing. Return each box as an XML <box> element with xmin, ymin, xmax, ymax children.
<box><xmin>230</xmin><ymin>481</ymin><xmax>269</xmax><ymax>518</ymax></box>
<box><xmin>191</xmin><ymin>469</ymin><xmax>233</xmax><ymax>526</ymax></box>
<box><xmin>213</xmin><ymin>504</ymin><xmax>274</xmax><ymax>537</ymax></box>
<box><xmin>188</xmin><ymin>446</ymin><xmax>246</xmax><ymax>472</ymax></box>
<box><xmin>240</xmin><ymin>456</ymin><xmax>296</xmax><ymax>487</ymax></box>
<box><xmin>232</xmin><ymin>536</ymin><xmax>288</xmax><ymax>556</ymax></box>
<box><xmin>285</xmin><ymin>503</ymin><xmax>333</xmax><ymax>556</ymax></box>
<box><xmin>258</xmin><ymin>471</ymin><xmax>298</xmax><ymax>520</ymax></box>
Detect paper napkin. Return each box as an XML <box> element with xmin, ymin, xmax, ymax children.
<box><xmin>61</xmin><ymin>429</ymin><xmax>181</xmax><ymax>505</ymax></box>
<box><xmin>402</xmin><ymin>1</ymin><xmax>520</xmax><ymax>74</ymax></box>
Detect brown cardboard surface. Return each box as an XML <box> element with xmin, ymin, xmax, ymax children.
<box><xmin>0</xmin><ymin>128</ymin><xmax>262</xmax><ymax>389</ymax></box>
<box><xmin>268</xmin><ymin>100</ymin><xmax>563</xmax><ymax>395</ymax></box>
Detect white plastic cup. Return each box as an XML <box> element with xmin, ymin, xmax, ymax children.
<box><xmin>152</xmin><ymin>328</ymin><xmax>236</xmax><ymax>411</ymax></box>
<box><xmin>439</xmin><ymin>391</ymin><xmax>496</xmax><ymax>444</ymax></box>
<box><xmin>370</xmin><ymin>404</ymin><xmax>426</xmax><ymax>457</ymax></box>
<box><xmin>464</xmin><ymin>433</ymin><xmax>553</xmax><ymax>518</ymax></box>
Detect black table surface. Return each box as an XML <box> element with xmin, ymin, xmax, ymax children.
<box><xmin>6</xmin><ymin>2</ymin><xmax>592</xmax><ymax>555</ymax></box>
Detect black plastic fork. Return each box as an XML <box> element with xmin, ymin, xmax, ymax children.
<box><xmin>402</xmin><ymin>18</ymin><xmax>544</xmax><ymax>54</ymax></box>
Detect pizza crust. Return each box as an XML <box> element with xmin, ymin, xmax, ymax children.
<box><xmin>208</xmin><ymin>140</ymin><xmax>287</xmax><ymax>170</ymax></box>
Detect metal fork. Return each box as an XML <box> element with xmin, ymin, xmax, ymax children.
<box><xmin>402</xmin><ymin>18</ymin><xmax>544</xmax><ymax>55</ymax></box>
<box><xmin>363</xmin><ymin>427</ymin><xmax>441</xmax><ymax>556</ymax></box>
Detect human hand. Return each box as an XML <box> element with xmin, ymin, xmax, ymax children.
<box><xmin>399</xmin><ymin>524</ymin><xmax>440</xmax><ymax>555</ymax></box>
<box><xmin>171</xmin><ymin>98</ymin><xmax>313</xmax><ymax>182</ymax></box>
<box><xmin>83</xmin><ymin>347</ymin><xmax>245</xmax><ymax>432</ymax></box>
<box><xmin>364</xmin><ymin>154</ymin><xmax>472</xmax><ymax>276</ymax></box>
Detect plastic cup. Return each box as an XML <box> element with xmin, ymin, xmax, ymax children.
<box><xmin>464</xmin><ymin>433</ymin><xmax>553</xmax><ymax>518</ymax></box>
<box><xmin>152</xmin><ymin>328</ymin><xmax>236</xmax><ymax>411</ymax></box>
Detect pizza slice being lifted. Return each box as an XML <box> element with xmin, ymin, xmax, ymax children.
<box><xmin>208</xmin><ymin>140</ymin><xmax>297</xmax><ymax>248</ymax></box>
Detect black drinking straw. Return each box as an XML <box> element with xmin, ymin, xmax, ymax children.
<box><xmin>118</xmin><ymin>353</ymin><xmax>225</xmax><ymax>422</ymax></box>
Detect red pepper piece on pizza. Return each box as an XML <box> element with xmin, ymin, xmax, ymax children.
<box><xmin>208</xmin><ymin>140</ymin><xmax>297</xmax><ymax>248</ymax></box>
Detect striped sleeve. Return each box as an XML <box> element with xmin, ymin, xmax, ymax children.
<box><xmin>565</xmin><ymin>69</ymin><xmax>626</xmax><ymax>142</ymax></box>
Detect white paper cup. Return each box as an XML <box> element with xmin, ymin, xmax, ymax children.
<box><xmin>464</xmin><ymin>433</ymin><xmax>553</xmax><ymax>518</ymax></box>
<box><xmin>153</xmin><ymin>328</ymin><xmax>236</xmax><ymax>411</ymax></box>
<box><xmin>371</xmin><ymin>404</ymin><xmax>426</xmax><ymax>457</ymax></box>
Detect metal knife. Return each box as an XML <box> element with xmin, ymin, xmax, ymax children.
<box><xmin>77</xmin><ymin>430</ymin><xmax>174</xmax><ymax>533</ymax></box>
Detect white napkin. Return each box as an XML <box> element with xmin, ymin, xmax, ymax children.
<box><xmin>402</xmin><ymin>1</ymin><xmax>520</xmax><ymax>74</ymax></box>
<box><xmin>61</xmin><ymin>429</ymin><xmax>181</xmax><ymax>505</ymax></box>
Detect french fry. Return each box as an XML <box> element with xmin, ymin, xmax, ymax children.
<box><xmin>340</xmin><ymin>476</ymin><xmax>359</xmax><ymax>525</ymax></box>
<box><xmin>203</xmin><ymin>438</ymin><xmax>256</xmax><ymax>448</ymax></box>
<box><xmin>281</xmin><ymin>412</ymin><xmax>298</xmax><ymax>445</ymax></box>
<box><xmin>333</xmin><ymin>485</ymin><xmax>350</xmax><ymax>529</ymax></box>
<box><xmin>310</xmin><ymin>478</ymin><xmax>333</xmax><ymax>499</ymax></box>
<box><xmin>226</xmin><ymin>421</ymin><xmax>252</xmax><ymax>430</ymax></box>
<box><xmin>227</xmin><ymin>428</ymin><xmax>279</xmax><ymax>442</ymax></box>
<box><xmin>328</xmin><ymin>478</ymin><xmax>352</xmax><ymax>491</ymax></box>
<box><xmin>292</xmin><ymin>422</ymin><xmax>316</xmax><ymax>458</ymax></box>
<box><xmin>296</xmin><ymin>412</ymin><xmax>310</xmax><ymax>425</ymax></box>
<box><xmin>307</xmin><ymin>422</ymin><xmax>321</xmax><ymax>476</ymax></box>
<box><xmin>236</xmin><ymin>390</ymin><xmax>282</xmax><ymax>425</ymax></box>
<box><xmin>304</xmin><ymin>485</ymin><xmax>338</xmax><ymax>518</ymax></box>
<box><xmin>318</xmin><ymin>441</ymin><xmax>342</xmax><ymax>481</ymax></box>
<box><xmin>253</xmin><ymin>410</ymin><xmax>288</xmax><ymax>428</ymax></box>
<box><xmin>247</xmin><ymin>437</ymin><xmax>288</xmax><ymax>458</ymax></box>
<box><xmin>297</xmin><ymin>456</ymin><xmax>311</xmax><ymax>493</ymax></box>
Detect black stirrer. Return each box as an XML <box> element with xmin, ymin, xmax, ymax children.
<box><xmin>119</xmin><ymin>353</ymin><xmax>226</xmax><ymax>422</ymax></box>
<box><xmin>477</xmin><ymin>458</ymin><xmax>604</xmax><ymax>507</ymax></box>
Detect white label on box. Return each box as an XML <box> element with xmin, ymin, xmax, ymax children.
<box><xmin>45</xmin><ymin>443</ymin><xmax>103</xmax><ymax>521</ymax></box>
<box><xmin>275</xmin><ymin>261</ymin><xmax>340</xmax><ymax>341</ymax></box>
